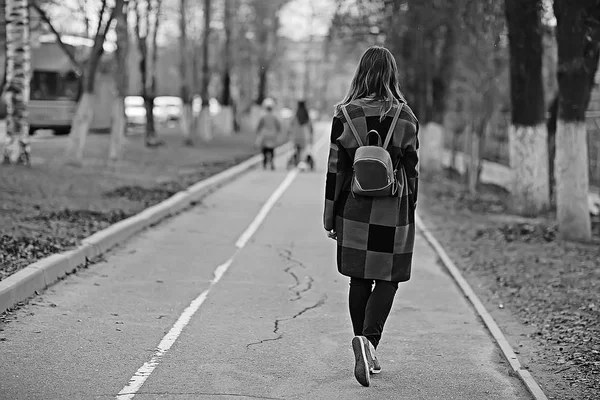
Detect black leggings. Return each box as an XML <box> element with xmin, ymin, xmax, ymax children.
<box><xmin>349</xmin><ymin>277</ymin><xmax>399</xmax><ymax>349</ymax></box>
<box><xmin>261</xmin><ymin>147</ymin><xmax>275</xmax><ymax>169</ymax></box>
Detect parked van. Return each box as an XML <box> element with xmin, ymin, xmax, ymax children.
<box><xmin>0</xmin><ymin>39</ymin><xmax>114</xmax><ymax>135</ymax></box>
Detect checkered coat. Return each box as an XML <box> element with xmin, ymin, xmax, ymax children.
<box><xmin>323</xmin><ymin>99</ymin><xmax>419</xmax><ymax>282</ymax></box>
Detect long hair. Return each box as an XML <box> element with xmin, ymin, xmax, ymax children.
<box><xmin>337</xmin><ymin>46</ymin><xmax>405</xmax><ymax>119</ymax></box>
<box><xmin>295</xmin><ymin>100</ymin><xmax>310</xmax><ymax>125</ymax></box>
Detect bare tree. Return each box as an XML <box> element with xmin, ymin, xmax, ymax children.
<box><xmin>451</xmin><ymin>0</ymin><xmax>507</xmax><ymax>194</ymax></box>
<box><xmin>252</xmin><ymin>0</ymin><xmax>285</xmax><ymax>105</ymax></box>
<box><xmin>2</xmin><ymin>0</ymin><xmax>31</xmax><ymax>165</ymax></box>
<box><xmin>553</xmin><ymin>0</ymin><xmax>600</xmax><ymax>241</ymax></box>
<box><xmin>109</xmin><ymin>0</ymin><xmax>129</xmax><ymax>161</ymax></box>
<box><xmin>133</xmin><ymin>0</ymin><xmax>162</xmax><ymax>146</ymax></box>
<box><xmin>197</xmin><ymin>0</ymin><xmax>212</xmax><ymax>141</ymax></box>
<box><xmin>179</xmin><ymin>0</ymin><xmax>193</xmax><ymax>145</ymax></box>
<box><xmin>505</xmin><ymin>0</ymin><xmax>550</xmax><ymax>215</ymax></box>
<box><xmin>218</xmin><ymin>0</ymin><xmax>235</xmax><ymax>136</ymax></box>
<box><xmin>65</xmin><ymin>0</ymin><xmax>116</xmax><ymax>164</ymax></box>
<box><xmin>30</xmin><ymin>2</ymin><xmax>83</xmax><ymax>74</ymax></box>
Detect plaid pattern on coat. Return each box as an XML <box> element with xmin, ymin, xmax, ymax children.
<box><xmin>323</xmin><ymin>99</ymin><xmax>419</xmax><ymax>282</ymax></box>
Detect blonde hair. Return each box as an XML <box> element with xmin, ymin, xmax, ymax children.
<box><xmin>337</xmin><ymin>46</ymin><xmax>405</xmax><ymax>120</ymax></box>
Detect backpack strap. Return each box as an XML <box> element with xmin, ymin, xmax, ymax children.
<box><xmin>341</xmin><ymin>105</ymin><xmax>364</xmax><ymax>147</ymax></box>
<box><xmin>383</xmin><ymin>102</ymin><xmax>404</xmax><ymax>149</ymax></box>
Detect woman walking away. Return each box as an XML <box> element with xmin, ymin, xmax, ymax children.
<box><xmin>323</xmin><ymin>46</ymin><xmax>419</xmax><ymax>387</ymax></box>
<box><xmin>288</xmin><ymin>100</ymin><xmax>314</xmax><ymax>170</ymax></box>
<box><xmin>256</xmin><ymin>98</ymin><xmax>282</xmax><ymax>170</ymax></box>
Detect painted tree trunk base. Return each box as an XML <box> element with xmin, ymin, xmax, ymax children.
<box><xmin>249</xmin><ymin>104</ymin><xmax>263</xmax><ymax>131</ymax></box>
<box><xmin>467</xmin><ymin>132</ymin><xmax>480</xmax><ymax>195</ymax></box>
<box><xmin>2</xmin><ymin>136</ymin><xmax>31</xmax><ymax>165</ymax></box>
<box><xmin>420</xmin><ymin>122</ymin><xmax>444</xmax><ymax>173</ymax></box>
<box><xmin>555</xmin><ymin>121</ymin><xmax>592</xmax><ymax>241</ymax></box>
<box><xmin>508</xmin><ymin>124</ymin><xmax>550</xmax><ymax>216</ymax></box>
<box><xmin>180</xmin><ymin>103</ymin><xmax>193</xmax><ymax>146</ymax></box>
<box><xmin>215</xmin><ymin>106</ymin><xmax>234</xmax><ymax>136</ymax></box>
<box><xmin>144</xmin><ymin>97</ymin><xmax>157</xmax><ymax>146</ymax></box>
<box><xmin>197</xmin><ymin>108</ymin><xmax>212</xmax><ymax>141</ymax></box>
<box><xmin>66</xmin><ymin>93</ymin><xmax>95</xmax><ymax>164</ymax></box>
<box><xmin>108</xmin><ymin>97</ymin><xmax>126</xmax><ymax>162</ymax></box>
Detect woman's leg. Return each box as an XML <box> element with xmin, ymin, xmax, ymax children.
<box><xmin>362</xmin><ymin>280</ymin><xmax>399</xmax><ymax>349</ymax></box>
<box><xmin>349</xmin><ymin>277</ymin><xmax>373</xmax><ymax>336</ymax></box>
<box><xmin>268</xmin><ymin>148</ymin><xmax>275</xmax><ymax>169</ymax></box>
<box><xmin>261</xmin><ymin>147</ymin><xmax>268</xmax><ymax>169</ymax></box>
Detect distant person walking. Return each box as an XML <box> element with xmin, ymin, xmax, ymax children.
<box><xmin>287</xmin><ymin>100</ymin><xmax>314</xmax><ymax>170</ymax></box>
<box><xmin>323</xmin><ymin>46</ymin><xmax>419</xmax><ymax>387</ymax></box>
<box><xmin>255</xmin><ymin>98</ymin><xmax>282</xmax><ymax>170</ymax></box>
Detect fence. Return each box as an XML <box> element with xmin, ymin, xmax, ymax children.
<box><xmin>443</xmin><ymin>106</ymin><xmax>600</xmax><ymax>189</ymax></box>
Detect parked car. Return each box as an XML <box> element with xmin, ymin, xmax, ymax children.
<box><xmin>124</xmin><ymin>96</ymin><xmax>146</xmax><ymax>126</ymax></box>
<box><xmin>154</xmin><ymin>96</ymin><xmax>182</xmax><ymax>124</ymax></box>
<box><xmin>192</xmin><ymin>96</ymin><xmax>222</xmax><ymax>116</ymax></box>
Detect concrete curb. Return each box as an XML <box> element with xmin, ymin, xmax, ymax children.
<box><xmin>0</xmin><ymin>142</ymin><xmax>294</xmax><ymax>315</ymax></box>
<box><xmin>415</xmin><ymin>213</ymin><xmax>548</xmax><ymax>400</ymax></box>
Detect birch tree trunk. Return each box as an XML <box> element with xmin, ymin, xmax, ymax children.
<box><xmin>198</xmin><ymin>0</ymin><xmax>212</xmax><ymax>142</ymax></box>
<box><xmin>109</xmin><ymin>0</ymin><xmax>129</xmax><ymax>162</ymax></box>
<box><xmin>505</xmin><ymin>0</ymin><xmax>550</xmax><ymax>216</ymax></box>
<box><xmin>179</xmin><ymin>0</ymin><xmax>193</xmax><ymax>146</ymax></box>
<box><xmin>553</xmin><ymin>0</ymin><xmax>599</xmax><ymax>241</ymax></box>
<box><xmin>2</xmin><ymin>0</ymin><xmax>31</xmax><ymax>165</ymax></box>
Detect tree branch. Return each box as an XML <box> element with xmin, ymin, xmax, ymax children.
<box><xmin>30</xmin><ymin>1</ymin><xmax>83</xmax><ymax>73</ymax></box>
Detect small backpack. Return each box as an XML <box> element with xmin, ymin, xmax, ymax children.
<box><xmin>341</xmin><ymin>103</ymin><xmax>403</xmax><ymax>197</ymax></box>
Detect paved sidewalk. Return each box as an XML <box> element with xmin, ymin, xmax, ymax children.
<box><xmin>0</xmin><ymin>124</ymin><xmax>531</xmax><ymax>399</ymax></box>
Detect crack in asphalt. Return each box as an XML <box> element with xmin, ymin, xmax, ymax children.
<box><xmin>279</xmin><ymin>248</ymin><xmax>306</xmax><ymax>269</ymax></box>
<box><xmin>289</xmin><ymin>295</ymin><xmax>327</xmax><ymax>320</ymax></box>
<box><xmin>279</xmin><ymin>247</ymin><xmax>313</xmax><ymax>302</ymax></box>
<box><xmin>246</xmin><ymin>295</ymin><xmax>327</xmax><ymax>350</ymax></box>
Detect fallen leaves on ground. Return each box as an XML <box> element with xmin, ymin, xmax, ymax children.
<box><xmin>420</xmin><ymin>170</ymin><xmax>600</xmax><ymax>400</ymax></box>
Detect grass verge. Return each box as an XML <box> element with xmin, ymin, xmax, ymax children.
<box><xmin>0</xmin><ymin>127</ymin><xmax>261</xmax><ymax>281</ymax></box>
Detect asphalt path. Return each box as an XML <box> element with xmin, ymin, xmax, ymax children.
<box><xmin>0</xmin><ymin>123</ymin><xmax>531</xmax><ymax>399</ymax></box>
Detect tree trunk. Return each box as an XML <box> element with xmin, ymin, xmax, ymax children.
<box><xmin>109</xmin><ymin>0</ymin><xmax>129</xmax><ymax>162</ymax></box>
<box><xmin>468</xmin><ymin>128</ymin><xmax>480</xmax><ymax>195</ymax></box>
<box><xmin>143</xmin><ymin>94</ymin><xmax>156</xmax><ymax>142</ymax></box>
<box><xmin>256</xmin><ymin>66</ymin><xmax>268</xmax><ymax>106</ymax></box>
<box><xmin>505</xmin><ymin>0</ymin><xmax>550</xmax><ymax>215</ymax></box>
<box><xmin>555</xmin><ymin>121</ymin><xmax>592</xmax><ymax>240</ymax></box>
<box><xmin>221</xmin><ymin>0</ymin><xmax>232</xmax><ymax>107</ymax></box>
<box><xmin>553</xmin><ymin>0</ymin><xmax>599</xmax><ymax>241</ymax></box>
<box><xmin>67</xmin><ymin>92</ymin><xmax>95</xmax><ymax>163</ymax></box>
<box><xmin>420</xmin><ymin>122</ymin><xmax>444</xmax><ymax>173</ymax></box>
<box><xmin>147</xmin><ymin>0</ymin><xmax>161</xmax><ymax>146</ymax></box>
<box><xmin>546</xmin><ymin>94</ymin><xmax>558</xmax><ymax>201</ymax></box>
<box><xmin>179</xmin><ymin>0</ymin><xmax>193</xmax><ymax>145</ymax></box>
<box><xmin>199</xmin><ymin>0</ymin><xmax>212</xmax><ymax>142</ymax></box>
<box><xmin>219</xmin><ymin>0</ymin><xmax>233</xmax><ymax>136</ymax></box>
<box><xmin>66</xmin><ymin>2</ymin><xmax>114</xmax><ymax>163</ymax></box>
<box><xmin>2</xmin><ymin>0</ymin><xmax>31</xmax><ymax>165</ymax></box>
<box><xmin>430</xmin><ymin>24</ymin><xmax>456</xmax><ymax>124</ymax></box>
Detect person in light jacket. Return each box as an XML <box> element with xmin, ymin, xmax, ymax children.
<box><xmin>256</xmin><ymin>98</ymin><xmax>282</xmax><ymax>170</ymax></box>
<box><xmin>323</xmin><ymin>46</ymin><xmax>419</xmax><ymax>387</ymax></box>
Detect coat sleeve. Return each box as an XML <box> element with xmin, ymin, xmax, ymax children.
<box><xmin>402</xmin><ymin>121</ymin><xmax>419</xmax><ymax>207</ymax></box>
<box><xmin>323</xmin><ymin>117</ymin><xmax>348</xmax><ymax>231</ymax></box>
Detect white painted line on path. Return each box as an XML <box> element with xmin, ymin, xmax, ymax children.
<box><xmin>116</xmin><ymin>131</ymin><xmax>328</xmax><ymax>399</ymax></box>
<box><xmin>236</xmin><ymin>132</ymin><xmax>329</xmax><ymax>249</ymax></box>
<box><xmin>235</xmin><ymin>170</ymin><xmax>299</xmax><ymax>249</ymax></box>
